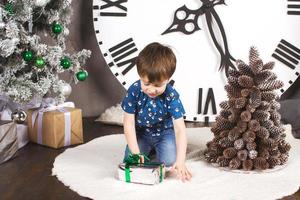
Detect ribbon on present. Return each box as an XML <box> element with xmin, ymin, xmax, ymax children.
<box><xmin>124</xmin><ymin>153</ymin><xmax>164</xmax><ymax>183</ymax></box>
<box><xmin>31</xmin><ymin>101</ymin><xmax>75</xmax><ymax>146</ymax></box>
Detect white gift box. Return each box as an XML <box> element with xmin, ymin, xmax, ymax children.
<box><xmin>16</xmin><ymin>124</ymin><xmax>28</xmax><ymax>149</ymax></box>
<box><xmin>117</xmin><ymin>163</ymin><xmax>165</xmax><ymax>185</ymax></box>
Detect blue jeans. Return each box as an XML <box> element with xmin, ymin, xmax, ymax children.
<box><xmin>123</xmin><ymin>128</ymin><xmax>177</xmax><ymax>167</ymax></box>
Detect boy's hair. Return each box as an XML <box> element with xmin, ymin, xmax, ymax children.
<box><xmin>136</xmin><ymin>42</ymin><xmax>176</xmax><ymax>83</ymax></box>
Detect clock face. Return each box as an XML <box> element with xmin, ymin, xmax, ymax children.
<box><xmin>92</xmin><ymin>0</ymin><xmax>300</xmax><ymax>122</ymax></box>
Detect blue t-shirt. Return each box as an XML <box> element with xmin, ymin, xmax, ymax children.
<box><xmin>121</xmin><ymin>80</ymin><xmax>185</xmax><ymax>136</ymax></box>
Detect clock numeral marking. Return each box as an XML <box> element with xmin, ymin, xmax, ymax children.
<box><xmin>100</xmin><ymin>0</ymin><xmax>128</xmax><ymax>17</ymax></box>
<box><xmin>197</xmin><ymin>88</ymin><xmax>203</xmax><ymax>114</ymax></box>
<box><xmin>272</xmin><ymin>39</ymin><xmax>300</xmax><ymax>70</ymax></box>
<box><xmin>287</xmin><ymin>0</ymin><xmax>300</xmax><ymax>15</ymax></box>
<box><xmin>197</xmin><ymin>88</ymin><xmax>217</xmax><ymax>115</ymax></box>
<box><xmin>109</xmin><ymin>38</ymin><xmax>138</xmax><ymax>75</ymax></box>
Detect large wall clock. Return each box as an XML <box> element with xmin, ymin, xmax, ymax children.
<box><xmin>92</xmin><ymin>0</ymin><xmax>300</xmax><ymax>123</ymax></box>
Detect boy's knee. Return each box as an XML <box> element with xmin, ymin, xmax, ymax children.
<box><xmin>161</xmin><ymin>154</ymin><xmax>176</xmax><ymax>167</ymax></box>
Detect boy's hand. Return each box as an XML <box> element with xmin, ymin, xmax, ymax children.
<box><xmin>171</xmin><ymin>161</ymin><xmax>192</xmax><ymax>182</ymax></box>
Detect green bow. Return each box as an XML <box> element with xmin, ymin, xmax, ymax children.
<box><xmin>124</xmin><ymin>153</ymin><xmax>164</xmax><ymax>183</ymax></box>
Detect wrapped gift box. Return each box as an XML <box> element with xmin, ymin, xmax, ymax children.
<box><xmin>0</xmin><ymin>121</ymin><xmax>18</xmax><ymax>164</ymax></box>
<box><xmin>27</xmin><ymin>107</ymin><xmax>83</xmax><ymax>148</ymax></box>
<box><xmin>117</xmin><ymin>162</ymin><xmax>165</xmax><ymax>185</ymax></box>
<box><xmin>16</xmin><ymin>124</ymin><xmax>28</xmax><ymax>149</ymax></box>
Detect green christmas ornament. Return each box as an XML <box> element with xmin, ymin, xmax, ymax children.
<box><xmin>60</xmin><ymin>57</ymin><xmax>72</xmax><ymax>69</ymax></box>
<box><xmin>76</xmin><ymin>70</ymin><xmax>88</xmax><ymax>81</ymax></box>
<box><xmin>22</xmin><ymin>51</ymin><xmax>34</xmax><ymax>62</ymax></box>
<box><xmin>35</xmin><ymin>57</ymin><xmax>45</xmax><ymax>68</ymax></box>
<box><xmin>52</xmin><ymin>22</ymin><xmax>63</xmax><ymax>34</ymax></box>
<box><xmin>5</xmin><ymin>3</ymin><xmax>14</xmax><ymax>15</ymax></box>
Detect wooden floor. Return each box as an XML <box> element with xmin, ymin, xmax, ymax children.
<box><xmin>0</xmin><ymin>118</ymin><xmax>299</xmax><ymax>200</ymax></box>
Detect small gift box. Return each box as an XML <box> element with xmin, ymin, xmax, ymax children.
<box><xmin>27</xmin><ymin>104</ymin><xmax>83</xmax><ymax>149</ymax></box>
<box><xmin>0</xmin><ymin>121</ymin><xmax>18</xmax><ymax>164</ymax></box>
<box><xmin>117</xmin><ymin>154</ymin><xmax>165</xmax><ymax>185</ymax></box>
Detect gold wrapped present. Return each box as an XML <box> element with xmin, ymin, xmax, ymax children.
<box><xmin>27</xmin><ymin>107</ymin><xmax>83</xmax><ymax>148</ymax></box>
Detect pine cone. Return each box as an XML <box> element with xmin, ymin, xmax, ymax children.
<box><xmin>252</xmin><ymin>110</ymin><xmax>270</xmax><ymax>121</ymax></box>
<box><xmin>254</xmin><ymin>157</ymin><xmax>269</xmax><ymax>170</ymax></box>
<box><xmin>238</xmin><ymin>75</ymin><xmax>254</xmax><ymax>88</ymax></box>
<box><xmin>228</xmin><ymin>76</ymin><xmax>240</xmax><ymax>88</ymax></box>
<box><xmin>249</xmin><ymin>87</ymin><xmax>261</xmax><ymax>108</ymax></box>
<box><xmin>248</xmin><ymin>120</ymin><xmax>260</xmax><ymax>132</ymax></box>
<box><xmin>260</xmin><ymin>120</ymin><xmax>274</xmax><ymax>129</ymax></box>
<box><xmin>258</xmin><ymin>101</ymin><xmax>271</xmax><ymax>111</ymax></box>
<box><xmin>243</xmin><ymin>159</ymin><xmax>253</xmax><ymax>170</ymax></box>
<box><xmin>219</xmin><ymin>100</ymin><xmax>231</xmax><ymax>110</ymax></box>
<box><xmin>234</xmin><ymin>138</ymin><xmax>245</xmax><ymax>150</ymax></box>
<box><xmin>225</xmin><ymin>85</ymin><xmax>241</xmax><ymax>98</ymax></box>
<box><xmin>279</xmin><ymin>154</ymin><xmax>289</xmax><ymax>165</ymax></box>
<box><xmin>217</xmin><ymin>156</ymin><xmax>230</xmax><ymax>167</ymax></box>
<box><xmin>241</xmin><ymin>88</ymin><xmax>251</xmax><ymax>98</ymax></box>
<box><xmin>241</xmin><ymin>110</ymin><xmax>252</xmax><ymax>122</ymax></box>
<box><xmin>246</xmin><ymin>104</ymin><xmax>256</xmax><ymax>113</ymax></box>
<box><xmin>270</xmin><ymin>100</ymin><xmax>281</xmax><ymax>110</ymax></box>
<box><xmin>263</xmin><ymin>61</ymin><xmax>275</xmax><ymax>70</ymax></box>
<box><xmin>246</xmin><ymin>142</ymin><xmax>257</xmax><ymax>151</ymax></box>
<box><xmin>229</xmin><ymin>157</ymin><xmax>241</xmax><ymax>169</ymax></box>
<box><xmin>267</xmin><ymin>157</ymin><xmax>280</xmax><ymax>168</ymax></box>
<box><xmin>236</xmin><ymin>59</ymin><xmax>253</xmax><ymax>76</ymax></box>
<box><xmin>237</xmin><ymin>150</ymin><xmax>248</xmax><ymax>161</ymax></box>
<box><xmin>243</xmin><ymin>131</ymin><xmax>256</xmax><ymax>143</ymax></box>
<box><xmin>256</xmin><ymin>127</ymin><xmax>270</xmax><ymax>139</ymax></box>
<box><xmin>219</xmin><ymin>137</ymin><xmax>234</xmax><ymax>148</ymax></box>
<box><xmin>249</xmin><ymin>47</ymin><xmax>260</xmax><ymax>67</ymax></box>
<box><xmin>270</xmin><ymin>110</ymin><xmax>281</xmax><ymax>121</ymax></box>
<box><xmin>258</xmin><ymin>80</ymin><xmax>284</xmax><ymax>91</ymax></box>
<box><xmin>220</xmin><ymin>109</ymin><xmax>231</xmax><ymax>118</ymax></box>
<box><xmin>223</xmin><ymin>147</ymin><xmax>237</xmax><ymax>159</ymax></box>
<box><xmin>204</xmin><ymin>150</ymin><xmax>218</xmax><ymax>163</ymax></box>
<box><xmin>235</xmin><ymin>97</ymin><xmax>247</xmax><ymax>109</ymax></box>
<box><xmin>255</xmin><ymin>70</ymin><xmax>275</xmax><ymax>85</ymax></box>
<box><xmin>237</xmin><ymin>121</ymin><xmax>248</xmax><ymax>133</ymax></box>
<box><xmin>219</xmin><ymin>130</ymin><xmax>229</xmax><ymax>138</ymax></box>
<box><xmin>258</xmin><ymin>148</ymin><xmax>270</xmax><ymax>159</ymax></box>
<box><xmin>263</xmin><ymin>138</ymin><xmax>278</xmax><ymax>149</ymax></box>
<box><xmin>228</xmin><ymin>128</ymin><xmax>241</xmax><ymax>141</ymax></box>
<box><xmin>228</xmin><ymin>68</ymin><xmax>240</xmax><ymax>77</ymax></box>
<box><xmin>248</xmin><ymin>150</ymin><xmax>258</xmax><ymax>159</ymax></box>
<box><xmin>278</xmin><ymin>142</ymin><xmax>291</xmax><ymax>154</ymax></box>
<box><xmin>269</xmin><ymin>126</ymin><xmax>284</xmax><ymax>139</ymax></box>
<box><xmin>251</xmin><ymin>59</ymin><xmax>263</xmax><ymax>74</ymax></box>
<box><xmin>261</xmin><ymin>91</ymin><xmax>277</xmax><ymax>101</ymax></box>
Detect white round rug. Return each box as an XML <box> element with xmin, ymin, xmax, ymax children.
<box><xmin>52</xmin><ymin>125</ymin><xmax>300</xmax><ymax>200</ymax></box>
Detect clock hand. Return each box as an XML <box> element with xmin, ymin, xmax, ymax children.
<box><xmin>162</xmin><ymin>0</ymin><xmax>236</xmax><ymax>76</ymax></box>
<box><xmin>205</xmin><ymin>2</ymin><xmax>236</xmax><ymax>76</ymax></box>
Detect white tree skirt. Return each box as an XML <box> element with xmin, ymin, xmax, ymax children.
<box><xmin>52</xmin><ymin>125</ymin><xmax>300</xmax><ymax>200</ymax></box>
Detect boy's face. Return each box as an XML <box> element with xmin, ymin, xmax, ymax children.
<box><xmin>140</xmin><ymin>76</ymin><xmax>169</xmax><ymax>98</ymax></box>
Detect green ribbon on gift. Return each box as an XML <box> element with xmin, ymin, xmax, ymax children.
<box><xmin>124</xmin><ymin>153</ymin><xmax>149</xmax><ymax>183</ymax></box>
<box><xmin>124</xmin><ymin>153</ymin><xmax>164</xmax><ymax>183</ymax></box>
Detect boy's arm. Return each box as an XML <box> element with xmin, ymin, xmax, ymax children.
<box><xmin>173</xmin><ymin>118</ymin><xmax>187</xmax><ymax>164</ymax></box>
<box><xmin>172</xmin><ymin>117</ymin><xmax>192</xmax><ymax>181</ymax></box>
<box><xmin>123</xmin><ymin>112</ymin><xmax>140</xmax><ymax>154</ymax></box>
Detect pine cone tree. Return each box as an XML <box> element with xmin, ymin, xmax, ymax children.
<box><xmin>204</xmin><ymin>47</ymin><xmax>291</xmax><ymax>171</ymax></box>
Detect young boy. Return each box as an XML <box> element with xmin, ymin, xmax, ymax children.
<box><xmin>121</xmin><ymin>42</ymin><xmax>192</xmax><ymax>182</ymax></box>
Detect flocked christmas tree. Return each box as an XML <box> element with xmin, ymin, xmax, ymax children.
<box><xmin>0</xmin><ymin>0</ymin><xmax>91</xmax><ymax>107</ymax></box>
<box><xmin>204</xmin><ymin>47</ymin><xmax>291</xmax><ymax>171</ymax></box>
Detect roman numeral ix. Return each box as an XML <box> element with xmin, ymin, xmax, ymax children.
<box><xmin>272</xmin><ymin>39</ymin><xmax>300</xmax><ymax>70</ymax></box>
<box><xmin>287</xmin><ymin>0</ymin><xmax>300</xmax><ymax>15</ymax></box>
<box><xmin>109</xmin><ymin>38</ymin><xmax>138</xmax><ymax>75</ymax></box>
<box><xmin>100</xmin><ymin>0</ymin><xmax>128</xmax><ymax>17</ymax></box>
